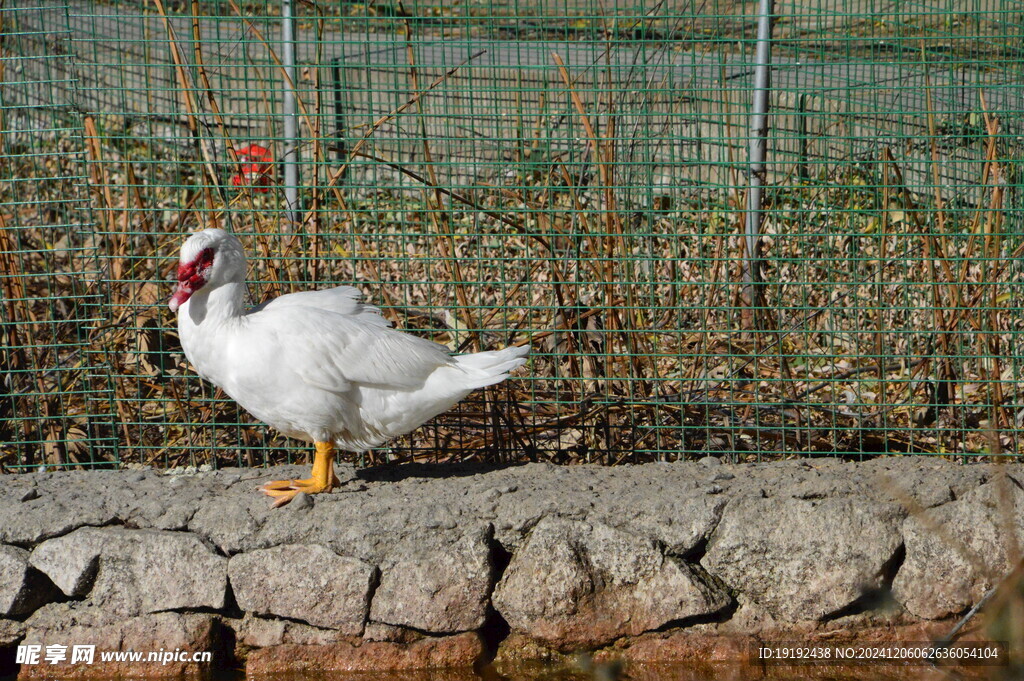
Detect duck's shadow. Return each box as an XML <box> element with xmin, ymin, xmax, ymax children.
<box><xmin>354</xmin><ymin>460</ymin><xmax>528</xmax><ymax>483</ymax></box>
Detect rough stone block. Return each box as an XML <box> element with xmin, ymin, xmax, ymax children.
<box><xmin>244</xmin><ymin>632</ymin><xmax>485</xmax><ymax>674</ymax></box>
<box><xmin>370</xmin><ymin>524</ymin><xmax>494</xmax><ymax>634</ymax></box>
<box><xmin>29</xmin><ymin>527</ymin><xmax>227</xmax><ymax>616</ymax></box>
<box><xmin>188</xmin><ymin>496</ymin><xmax>262</xmax><ymax>555</ymax></box>
<box><xmin>29</xmin><ymin>530</ymin><xmax>101</xmax><ymax>598</ymax></box>
<box><xmin>893</xmin><ymin>476</ymin><xmax>1024</xmax><ymax>619</ymax></box>
<box><xmin>228</xmin><ymin>544</ymin><xmax>374</xmax><ymax>634</ymax></box>
<box><xmin>231</xmin><ymin>613</ymin><xmax>344</xmax><ymax>648</ymax></box>
<box><xmin>0</xmin><ymin>492</ymin><xmax>116</xmax><ymax>546</ymax></box>
<box><xmin>701</xmin><ymin>495</ymin><xmax>905</xmax><ymax>622</ymax></box>
<box><xmin>0</xmin><ymin>617</ymin><xmax>26</xmax><ymax>647</ymax></box>
<box><xmin>0</xmin><ymin>545</ymin><xmax>56</xmax><ymax>618</ymax></box>
<box><xmin>20</xmin><ymin>604</ymin><xmax>221</xmax><ymax>678</ymax></box>
<box><xmin>492</xmin><ymin>517</ymin><xmax>731</xmax><ymax>650</ymax></box>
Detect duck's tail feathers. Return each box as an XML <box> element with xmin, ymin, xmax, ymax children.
<box><xmin>454</xmin><ymin>344</ymin><xmax>529</xmax><ymax>390</ymax></box>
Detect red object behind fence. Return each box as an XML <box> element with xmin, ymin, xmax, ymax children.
<box><xmin>231</xmin><ymin>144</ymin><xmax>274</xmax><ymax>192</ymax></box>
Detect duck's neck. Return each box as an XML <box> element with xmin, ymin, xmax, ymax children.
<box><xmin>186</xmin><ymin>281</ymin><xmax>246</xmax><ymax>326</ymax></box>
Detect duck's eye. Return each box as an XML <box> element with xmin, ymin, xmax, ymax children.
<box><xmin>177</xmin><ymin>247</ymin><xmax>216</xmax><ymax>285</ymax></box>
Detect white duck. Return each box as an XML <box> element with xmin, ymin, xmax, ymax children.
<box><xmin>169</xmin><ymin>228</ymin><xmax>528</xmax><ymax>506</ymax></box>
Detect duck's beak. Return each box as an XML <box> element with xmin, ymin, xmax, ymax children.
<box><xmin>169</xmin><ymin>252</ymin><xmax>211</xmax><ymax>313</ymax></box>
<box><xmin>168</xmin><ymin>281</ymin><xmax>194</xmax><ymax>313</ymax></box>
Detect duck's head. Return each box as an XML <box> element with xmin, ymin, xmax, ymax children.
<box><xmin>169</xmin><ymin>228</ymin><xmax>246</xmax><ymax>313</ymax></box>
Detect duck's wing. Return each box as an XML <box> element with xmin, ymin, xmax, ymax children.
<box><xmin>247</xmin><ymin>292</ymin><xmax>454</xmax><ymax>393</ymax></box>
<box><xmin>253</xmin><ymin>285</ymin><xmax>389</xmax><ymax>328</ymax></box>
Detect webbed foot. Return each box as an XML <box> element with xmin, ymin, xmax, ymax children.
<box><xmin>260</xmin><ymin>442</ymin><xmax>339</xmax><ymax>507</ymax></box>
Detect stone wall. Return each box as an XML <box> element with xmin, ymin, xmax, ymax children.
<box><xmin>1</xmin><ymin>457</ymin><xmax>1021</xmax><ymax>678</ymax></box>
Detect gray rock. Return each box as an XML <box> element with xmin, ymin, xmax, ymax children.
<box><xmin>29</xmin><ymin>530</ymin><xmax>101</xmax><ymax>597</ymax></box>
<box><xmin>492</xmin><ymin>517</ymin><xmax>731</xmax><ymax>650</ymax></box>
<box><xmin>370</xmin><ymin>524</ymin><xmax>494</xmax><ymax>633</ymax></box>
<box><xmin>0</xmin><ymin>469</ymin><xmax>230</xmax><ymax>544</ymax></box>
<box><xmin>602</xmin><ymin>492</ymin><xmax>726</xmax><ymax>557</ymax></box>
<box><xmin>228</xmin><ymin>544</ymin><xmax>375</xmax><ymax>633</ymax></box>
<box><xmin>233</xmin><ymin>613</ymin><xmax>287</xmax><ymax>648</ymax></box>
<box><xmin>253</xmin><ymin>493</ymin><xmax>443</xmax><ymax>566</ymax></box>
<box><xmin>290</xmin><ymin>492</ymin><xmax>314</xmax><ymax>510</ymax></box>
<box><xmin>0</xmin><ymin>493</ymin><xmax>117</xmax><ymax>545</ymax></box>
<box><xmin>861</xmin><ymin>456</ymin><xmax>993</xmax><ymax>503</ymax></box>
<box><xmin>106</xmin><ymin>528</ymin><xmax>227</xmax><ymax>615</ymax></box>
<box><xmin>0</xmin><ymin>617</ymin><xmax>26</xmax><ymax>646</ymax></box>
<box><xmin>0</xmin><ymin>545</ymin><xmax>57</xmax><ymax>617</ymax></box>
<box><xmin>701</xmin><ymin>495</ymin><xmax>905</xmax><ymax>622</ymax></box>
<box><xmin>893</xmin><ymin>475</ymin><xmax>1024</xmax><ymax>619</ymax></box>
<box><xmin>362</xmin><ymin>621</ymin><xmax>414</xmax><ymax>642</ymax></box>
<box><xmin>189</xmin><ymin>496</ymin><xmax>264</xmax><ymax>554</ymax></box>
<box><xmin>0</xmin><ymin>457</ymin><xmax>1016</xmax><ymax>657</ymax></box>
<box><xmin>231</xmin><ymin>613</ymin><xmax>342</xmax><ymax>648</ymax></box>
<box><xmin>22</xmin><ymin>603</ymin><xmax>221</xmax><ymax>671</ymax></box>
<box><xmin>29</xmin><ymin>527</ymin><xmax>227</xmax><ymax>616</ymax></box>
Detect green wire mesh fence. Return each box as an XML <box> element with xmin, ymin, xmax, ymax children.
<box><xmin>2</xmin><ymin>0</ymin><xmax>1022</xmax><ymax>470</ymax></box>
<box><xmin>1</xmin><ymin>2</ymin><xmax>116</xmax><ymax>468</ymax></box>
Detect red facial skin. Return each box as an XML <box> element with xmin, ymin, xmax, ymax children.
<box><xmin>169</xmin><ymin>247</ymin><xmax>215</xmax><ymax>312</ymax></box>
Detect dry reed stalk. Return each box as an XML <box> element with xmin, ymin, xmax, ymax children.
<box><xmin>236</xmin><ymin>60</ymin><xmax>287</xmax><ymax>297</ymax></box>
<box><xmin>308</xmin><ymin>10</ymin><xmax>328</xmax><ymax>283</ymax></box>
<box><xmin>876</xmin><ymin>148</ymin><xmax>890</xmax><ymax>413</ymax></box>
<box><xmin>187</xmin><ymin>0</ymin><xmax>267</xmax><ymax>235</ymax></box>
<box><xmin>0</xmin><ymin>213</ymin><xmax>65</xmax><ymax>465</ymax></box>
<box><xmin>397</xmin><ymin>4</ymin><xmax>479</xmax><ymax>348</ymax></box>
<box><xmin>551</xmin><ymin>53</ymin><xmax>643</xmax><ymax>390</ymax></box>
<box><xmin>227</xmin><ymin>0</ymin><xmax>488</xmax><ymax>319</ymax></box>
<box><xmin>0</xmin><ymin>218</ymin><xmax>35</xmax><ymax>463</ymax></box>
<box><xmin>679</xmin><ymin>65</ymin><xmax>741</xmax><ymax>401</ymax></box>
<box><xmin>82</xmin><ymin>116</ymin><xmax>122</xmax><ymax>272</ymax></box>
<box><xmin>881</xmin><ymin>147</ymin><xmax>960</xmax><ymax>425</ymax></box>
<box><xmin>911</xmin><ymin>87</ymin><xmax>1017</xmax><ymax>447</ymax></box>
<box><xmin>549</xmin><ymin>162</ymin><xmax>606</xmax><ymax>395</ymax></box>
<box><xmin>920</xmin><ymin>59</ymin><xmax>966</xmax><ymax>425</ymax></box>
<box><xmin>978</xmin><ymin>97</ymin><xmax>1010</xmax><ymax>446</ymax></box>
<box><xmin>151</xmin><ymin>0</ymin><xmax>223</xmax><ymax>221</ymax></box>
<box><xmin>82</xmin><ymin>114</ymin><xmax>140</xmax><ymax>452</ymax></box>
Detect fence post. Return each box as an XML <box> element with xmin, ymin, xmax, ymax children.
<box><xmin>281</xmin><ymin>0</ymin><xmax>300</xmax><ymax>226</ymax></box>
<box><xmin>743</xmin><ymin>0</ymin><xmax>774</xmax><ymax>327</ymax></box>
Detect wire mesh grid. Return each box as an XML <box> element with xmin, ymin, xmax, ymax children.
<box><xmin>1</xmin><ymin>0</ymin><xmax>1022</xmax><ymax>470</ymax></box>
<box><xmin>1</xmin><ymin>2</ymin><xmax>116</xmax><ymax>468</ymax></box>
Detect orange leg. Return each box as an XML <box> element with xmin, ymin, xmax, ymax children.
<box><xmin>260</xmin><ymin>441</ymin><xmax>340</xmax><ymax>507</ymax></box>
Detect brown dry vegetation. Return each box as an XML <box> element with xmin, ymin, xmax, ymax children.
<box><xmin>1</xmin><ymin>3</ymin><xmax>1022</xmax><ymax>471</ymax></box>
<box><xmin>2</xmin><ymin>106</ymin><xmax>1021</xmax><ymax>472</ymax></box>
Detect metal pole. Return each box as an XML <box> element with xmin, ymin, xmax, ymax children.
<box><xmin>744</xmin><ymin>0</ymin><xmax>774</xmax><ymax>315</ymax></box>
<box><xmin>331</xmin><ymin>60</ymin><xmax>349</xmax><ymax>178</ymax></box>
<box><xmin>281</xmin><ymin>0</ymin><xmax>299</xmax><ymax>226</ymax></box>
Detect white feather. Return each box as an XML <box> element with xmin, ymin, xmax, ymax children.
<box><xmin>172</xmin><ymin>229</ymin><xmax>529</xmax><ymax>450</ymax></box>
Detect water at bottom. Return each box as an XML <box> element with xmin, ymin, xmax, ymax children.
<box><xmin>204</xmin><ymin>659</ymin><xmax>1017</xmax><ymax>681</ymax></box>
